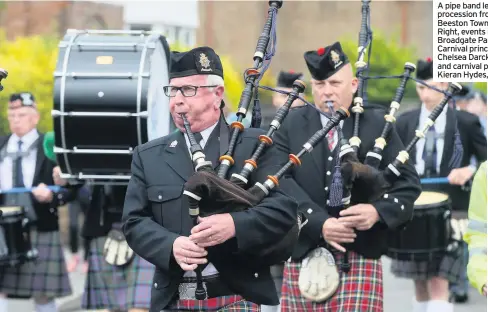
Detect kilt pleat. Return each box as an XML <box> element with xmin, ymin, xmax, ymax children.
<box><xmin>166</xmin><ymin>296</ymin><xmax>261</xmax><ymax>311</ymax></box>
<box><xmin>0</xmin><ymin>230</ymin><xmax>72</xmax><ymax>298</ymax></box>
<box><xmin>390</xmin><ymin>250</ymin><xmax>463</xmax><ymax>282</ymax></box>
<box><xmin>81</xmin><ymin>236</ymin><xmax>155</xmax><ymax>310</ymax></box>
<box><xmin>281</xmin><ymin>250</ymin><xmax>383</xmax><ymax>312</ymax></box>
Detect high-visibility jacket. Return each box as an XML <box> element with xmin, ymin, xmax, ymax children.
<box><xmin>463</xmin><ymin>161</ymin><xmax>487</xmax><ymax>294</ymax></box>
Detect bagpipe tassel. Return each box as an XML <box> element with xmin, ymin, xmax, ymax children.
<box><xmin>449</xmin><ymin>120</ymin><xmax>463</xmax><ymax>170</ymax></box>
<box><xmin>251</xmin><ymin>88</ymin><xmax>262</xmax><ymax>128</ymax></box>
<box><xmin>328</xmin><ymin>161</ymin><xmax>344</xmax><ymax>208</ymax></box>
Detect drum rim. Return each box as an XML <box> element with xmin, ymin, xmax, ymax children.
<box><xmin>0</xmin><ymin>206</ymin><xmax>25</xmax><ymax>217</ymax></box>
<box><xmin>414</xmin><ymin>191</ymin><xmax>451</xmax><ymax>208</ymax></box>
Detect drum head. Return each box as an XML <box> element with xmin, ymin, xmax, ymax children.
<box><xmin>414</xmin><ymin>191</ymin><xmax>450</xmax><ymax>208</ymax></box>
<box><xmin>0</xmin><ymin>206</ymin><xmax>24</xmax><ymax>217</ymax></box>
<box><xmin>147</xmin><ymin>36</ymin><xmax>174</xmax><ymax>141</ymax></box>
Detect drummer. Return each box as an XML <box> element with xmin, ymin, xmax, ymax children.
<box><xmin>0</xmin><ymin>93</ymin><xmax>76</xmax><ymax>312</ymax></box>
<box><xmin>394</xmin><ymin>59</ymin><xmax>487</xmax><ymax>311</ymax></box>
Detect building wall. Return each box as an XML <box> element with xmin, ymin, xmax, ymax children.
<box><xmin>0</xmin><ymin>1</ymin><xmax>124</xmax><ymax>39</ymax></box>
<box><xmin>88</xmin><ymin>0</ymin><xmax>199</xmax><ymax>47</ymax></box>
<box><xmin>197</xmin><ymin>1</ymin><xmax>433</xmax><ymax>75</ymax></box>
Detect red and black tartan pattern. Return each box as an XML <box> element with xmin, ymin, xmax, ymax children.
<box><xmin>165</xmin><ymin>295</ymin><xmax>260</xmax><ymax>311</ymax></box>
<box><xmin>0</xmin><ymin>230</ymin><xmax>72</xmax><ymax>298</ymax></box>
<box><xmin>281</xmin><ymin>250</ymin><xmax>383</xmax><ymax>312</ymax></box>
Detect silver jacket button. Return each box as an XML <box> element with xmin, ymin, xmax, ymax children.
<box><xmin>254</xmin><ymin>273</ymin><xmax>259</xmax><ymax>278</ymax></box>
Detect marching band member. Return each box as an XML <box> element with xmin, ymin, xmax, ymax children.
<box><xmin>273</xmin><ymin>42</ymin><xmax>422</xmax><ymax>311</ymax></box>
<box><xmin>0</xmin><ymin>93</ymin><xmax>74</xmax><ymax>312</ymax></box>
<box><xmin>53</xmin><ymin>176</ymin><xmax>155</xmax><ymax>312</ymax></box>
<box><xmin>272</xmin><ymin>70</ymin><xmax>305</xmax><ymax>110</ymax></box>
<box><xmin>122</xmin><ymin>46</ymin><xmax>299</xmax><ymax>311</ymax></box>
<box><xmin>393</xmin><ymin>59</ymin><xmax>487</xmax><ymax>311</ymax></box>
<box><xmin>463</xmin><ymin>161</ymin><xmax>487</xmax><ymax>297</ymax></box>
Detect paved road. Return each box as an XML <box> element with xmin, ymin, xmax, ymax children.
<box><xmin>7</xmin><ymin>254</ymin><xmax>486</xmax><ymax>311</ymax></box>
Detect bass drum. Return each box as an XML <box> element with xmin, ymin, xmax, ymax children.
<box><xmin>53</xmin><ymin>29</ymin><xmax>175</xmax><ymax>183</ymax></box>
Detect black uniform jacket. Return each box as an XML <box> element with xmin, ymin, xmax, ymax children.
<box><xmin>81</xmin><ymin>184</ymin><xmax>126</xmax><ymax>239</ymax></box>
<box><xmin>0</xmin><ymin>133</ymin><xmax>78</xmax><ymax>232</ymax></box>
<box><xmin>396</xmin><ymin>107</ymin><xmax>487</xmax><ymax>211</ymax></box>
<box><xmin>273</xmin><ymin>105</ymin><xmax>422</xmax><ymax>260</ymax></box>
<box><xmin>122</xmin><ymin>123</ymin><xmax>299</xmax><ymax>310</ymax></box>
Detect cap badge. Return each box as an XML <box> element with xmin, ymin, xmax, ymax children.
<box><xmin>330</xmin><ymin>50</ymin><xmax>343</xmax><ymax>69</ymax></box>
<box><xmin>199</xmin><ymin>53</ymin><xmax>212</xmax><ymax>72</ymax></box>
<box><xmin>20</xmin><ymin>93</ymin><xmax>33</xmax><ymax>106</ymax></box>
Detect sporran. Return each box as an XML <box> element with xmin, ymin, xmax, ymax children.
<box><xmin>102</xmin><ymin>223</ymin><xmax>135</xmax><ymax>267</ymax></box>
<box><xmin>298</xmin><ymin>247</ymin><xmax>340</xmax><ymax>302</ymax></box>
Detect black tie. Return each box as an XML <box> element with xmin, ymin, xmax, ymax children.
<box><xmin>194</xmin><ymin>132</ymin><xmax>203</xmax><ymax>147</ymax></box>
<box><xmin>423</xmin><ymin>127</ymin><xmax>437</xmax><ymax>177</ymax></box>
<box><xmin>14</xmin><ymin>140</ymin><xmax>24</xmax><ymax>187</ymax></box>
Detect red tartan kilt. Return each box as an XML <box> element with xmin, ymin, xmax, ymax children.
<box><xmin>280</xmin><ymin>250</ymin><xmax>384</xmax><ymax>312</ymax></box>
<box><xmin>168</xmin><ymin>295</ymin><xmax>260</xmax><ymax>311</ymax></box>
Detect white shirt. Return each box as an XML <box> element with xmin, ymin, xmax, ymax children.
<box><xmin>320</xmin><ymin>113</ymin><xmax>344</xmax><ymax>151</ymax></box>
<box><xmin>415</xmin><ymin>103</ymin><xmax>447</xmax><ymax>175</ymax></box>
<box><xmin>183</xmin><ymin>121</ymin><xmax>218</xmax><ymax>156</ymax></box>
<box><xmin>182</xmin><ymin>121</ymin><xmax>219</xmax><ymax>277</ymax></box>
<box><xmin>0</xmin><ymin>129</ymin><xmax>39</xmax><ymax>190</ymax></box>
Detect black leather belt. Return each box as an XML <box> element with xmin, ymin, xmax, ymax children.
<box><xmin>178</xmin><ymin>274</ymin><xmax>234</xmax><ymax>300</ymax></box>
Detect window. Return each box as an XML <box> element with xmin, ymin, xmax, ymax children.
<box><xmin>130</xmin><ymin>24</ymin><xmax>153</xmax><ymax>32</ymax></box>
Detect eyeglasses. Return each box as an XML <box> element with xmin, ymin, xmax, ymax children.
<box><xmin>163</xmin><ymin>85</ymin><xmax>218</xmax><ymax>97</ymax></box>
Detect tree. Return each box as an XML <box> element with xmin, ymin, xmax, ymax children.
<box><xmin>339</xmin><ymin>30</ymin><xmax>419</xmax><ymax>106</ymax></box>
<box><xmin>0</xmin><ymin>30</ymin><xmax>59</xmax><ymax>135</ymax></box>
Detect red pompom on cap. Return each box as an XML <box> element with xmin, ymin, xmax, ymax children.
<box><xmin>426</xmin><ymin>57</ymin><xmax>432</xmax><ymax>62</ymax></box>
<box><xmin>289</xmin><ymin>69</ymin><xmax>295</xmax><ymax>73</ymax></box>
<box><xmin>317</xmin><ymin>47</ymin><xmax>326</xmax><ymax>56</ymax></box>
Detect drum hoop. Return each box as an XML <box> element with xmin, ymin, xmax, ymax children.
<box><xmin>414</xmin><ymin>191</ymin><xmax>450</xmax><ymax>208</ymax></box>
<box><xmin>0</xmin><ymin>206</ymin><xmax>24</xmax><ymax>217</ymax></box>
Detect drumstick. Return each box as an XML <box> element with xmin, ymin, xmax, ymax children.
<box><xmin>0</xmin><ymin>185</ymin><xmax>62</xmax><ymax>194</ymax></box>
<box><xmin>420</xmin><ymin>177</ymin><xmax>449</xmax><ymax>184</ymax></box>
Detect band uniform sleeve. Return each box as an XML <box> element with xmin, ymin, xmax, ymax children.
<box><xmin>122</xmin><ymin>146</ymin><xmax>180</xmax><ymax>272</ymax></box>
<box><xmin>464</xmin><ymin>162</ymin><xmax>487</xmax><ymax>294</ymax></box>
<box><xmin>229</xmin><ymin>138</ymin><xmax>299</xmax><ymax>252</ymax></box>
<box><xmin>271</xmin><ymin>120</ymin><xmax>330</xmax><ymax>244</ymax></box>
<box><xmin>52</xmin><ymin>183</ymin><xmax>84</xmax><ymax>207</ymax></box>
<box><xmin>371</xmin><ymin>125</ymin><xmax>422</xmax><ymax>229</ymax></box>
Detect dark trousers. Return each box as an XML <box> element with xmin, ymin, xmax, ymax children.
<box><xmin>68</xmin><ymin>186</ymin><xmax>91</xmax><ymax>260</ymax></box>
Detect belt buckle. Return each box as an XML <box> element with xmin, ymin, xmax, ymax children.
<box><xmin>178</xmin><ymin>282</ymin><xmax>208</xmax><ymax>300</ymax></box>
